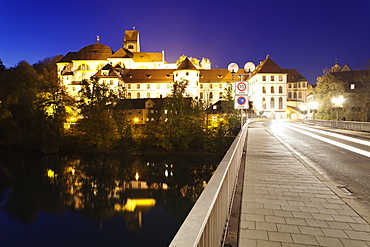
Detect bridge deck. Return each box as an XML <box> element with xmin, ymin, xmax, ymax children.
<box><xmin>238</xmin><ymin>122</ymin><xmax>370</xmax><ymax>246</ymax></box>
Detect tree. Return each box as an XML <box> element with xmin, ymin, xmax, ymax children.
<box><xmin>313</xmin><ymin>73</ymin><xmax>346</xmax><ymax>120</ymax></box>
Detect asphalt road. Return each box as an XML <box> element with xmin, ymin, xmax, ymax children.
<box><xmin>261</xmin><ymin>120</ymin><xmax>370</xmax><ymax>212</ymax></box>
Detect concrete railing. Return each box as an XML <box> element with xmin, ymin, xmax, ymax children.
<box><xmin>169</xmin><ymin>122</ymin><xmax>248</xmax><ymax>247</ymax></box>
<box><xmin>304</xmin><ymin>119</ymin><xmax>370</xmax><ymax>132</ymax></box>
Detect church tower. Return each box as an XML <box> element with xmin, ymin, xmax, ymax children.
<box><xmin>123</xmin><ymin>29</ymin><xmax>140</xmax><ymax>52</ymax></box>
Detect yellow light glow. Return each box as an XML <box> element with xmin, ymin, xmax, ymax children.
<box><xmin>47</xmin><ymin>169</ymin><xmax>55</xmax><ymax>178</ymax></box>
<box><xmin>134</xmin><ymin>118</ymin><xmax>139</xmax><ymax>123</ymax></box>
<box><xmin>135</xmin><ymin>172</ymin><xmax>139</xmax><ymax>181</ymax></box>
<box><xmin>116</xmin><ymin>198</ymin><xmax>156</xmax><ymax>212</ymax></box>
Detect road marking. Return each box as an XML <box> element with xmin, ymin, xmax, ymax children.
<box><xmin>287</xmin><ymin>123</ymin><xmax>370</xmax><ymax>147</ymax></box>
<box><xmin>285</xmin><ymin>124</ymin><xmax>370</xmax><ymax>159</ymax></box>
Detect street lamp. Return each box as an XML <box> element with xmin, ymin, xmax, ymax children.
<box><xmin>308</xmin><ymin>102</ymin><xmax>319</xmax><ymax>120</ymax></box>
<box><xmin>332</xmin><ymin>95</ymin><xmax>344</xmax><ymax>121</ymax></box>
<box><xmin>228</xmin><ymin>62</ymin><xmax>255</xmax><ymax>128</ymax></box>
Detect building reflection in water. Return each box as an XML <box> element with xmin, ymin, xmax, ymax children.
<box><xmin>36</xmin><ymin>154</ymin><xmax>217</xmax><ymax>231</ymax></box>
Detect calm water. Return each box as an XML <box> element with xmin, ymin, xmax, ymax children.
<box><xmin>0</xmin><ymin>151</ymin><xmax>222</xmax><ymax>247</ymax></box>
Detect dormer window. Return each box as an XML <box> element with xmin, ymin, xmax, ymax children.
<box><xmin>200</xmin><ymin>74</ymin><xmax>203</xmax><ymax>78</ymax></box>
<box><xmin>146</xmin><ymin>74</ymin><xmax>151</xmax><ymax>78</ymax></box>
<box><xmin>128</xmin><ymin>75</ymin><xmax>132</xmax><ymax>78</ymax></box>
<box><xmin>166</xmin><ymin>74</ymin><xmax>171</xmax><ymax>78</ymax></box>
<box><xmin>217</xmin><ymin>75</ymin><xmax>222</xmax><ymax>78</ymax></box>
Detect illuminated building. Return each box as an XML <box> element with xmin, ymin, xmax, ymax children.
<box><xmin>57</xmin><ymin>29</ymin><xmax>308</xmax><ymax>118</ymax></box>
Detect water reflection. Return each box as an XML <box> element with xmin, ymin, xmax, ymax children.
<box><xmin>0</xmin><ymin>151</ymin><xmax>221</xmax><ymax>246</ymax></box>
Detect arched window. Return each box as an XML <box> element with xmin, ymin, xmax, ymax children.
<box><xmin>127</xmin><ymin>92</ymin><xmax>131</xmax><ymax>99</ymax></box>
<box><xmin>262</xmin><ymin>86</ymin><xmax>266</xmax><ymax>93</ymax></box>
<box><xmin>200</xmin><ymin>92</ymin><xmax>203</xmax><ymax>99</ymax></box>
<box><xmin>293</xmin><ymin>92</ymin><xmax>297</xmax><ymax>98</ymax></box>
<box><xmin>288</xmin><ymin>92</ymin><xmax>292</xmax><ymax>98</ymax></box>
<box><xmin>209</xmin><ymin>92</ymin><xmax>213</xmax><ymax>99</ymax></box>
<box><xmin>271</xmin><ymin>86</ymin><xmax>275</xmax><ymax>94</ymax></box>
<box><xmin>279</xmin><ymin>86</ymin><xmax>283</xmax><ymax>94</ymax></box>
<box><xmin>270</xmin><ymin>97</ymin><xmax>275</xmax><ymax>109</ymax></box>
<box><xmin>262</xmin><ymin>97</ymin><xmax>266</xmax><ymax>109</ymax></box>
<box><xmin>279</xmin><ymin>97</ymin><xmax>283</xmax><ymax>109</ymax></box>
<box><xmin>137</xmin><ymin>92</ymin><xmax>140</xmax><ymax>99</ymax></box>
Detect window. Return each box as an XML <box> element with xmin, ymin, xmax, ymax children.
<box><xmin>137</xmin><ymin>84</ymin><xmax>140</xmax><ymax>89</ymax></box>
<box><xmin>219</xmin><ymin>92</ymin><xmax>223</xmax><ymax>99</ymax></box>
<box><xmin>293</xmin><ymin>92</ymin><xmax>297</xmax><ymax>98</ymax></box>
<box><xmin>110</xmin><ymin>80</ymin><xmax>113</xmax><ymax>85</ymax></box>
<box><xmin>288</xmin><ymin>92</ymin><xmax>292</xmax><ymax>98</ymax></box>
<box><xmin>294</xmin><ymin>83</ymin><xmax>297</xmax><ymax>88</ymax></box>
<box><xmin>262</xmin><ymin>97</ymin><xmax>266</xmax><ymax>109</ymax></box>
<box><xmin>157</xmin><ymin>84</ymin><xmax>160</xmax><ymax>89</ymax></box>
<box><xmin>302</xmin><ymin>82</ymin><xmax>306</xmax><ymax>88</ymax></box>
<box><xmin>271</xmin><ymin>76</ymin><xmax>274</xmax><ymax>81</ymax></box>
<box><xmin>72</xmin><ymin>87</ymin><xmax>75</xmax><ymax>91</ymax></box>
<box><xmin>270</xmin><ymin>97</ymin><xmax>275</xmax><ymax>109</ymax></box>
<box><xmin>262</xmin><ymin>86</ymin><xmax>266</xmax><ymax>93</ymax></box>
<box><xmin>288</xmin><ymin>84</ymin><xmax>292</xmax><ymax>88</ymax></box>
<box><xmin>147</xmin><ymin>84</ymin><xmax>150</xmax><ymax>89</ymax></box>
<box><xmin>298</xmin><ymin>92</ymin><xmax>302</xmax><ymax>98</ymax></box>
<box><xmin>219</xmin><ymin>84</ymin><xmax>222</xmax><ymax>89</ymax></box>
<box><xmin>186</xmin><ymin>72</ymin><xmax>189</xmax><ymax>76</ymax></box>
<box><xmin>271</xmin><ymin>86</ymin><xmax>275</xmax><ymax>94</ymax></box>
<box><xmin>200</xmin><ymin>84</ymin><xmax>203</xmax><ymax>89</ymax></box>
<box><xmin>210</xmin><ymin>84</ymin><xmax>213</xmax><ymax>89</ymax></box>
<box><xmin>137</xmin><ymin>92</ymin><xmax>140</xmax><ymax>98</ymax></box>
<box><xmin>279</xmin><ymin>97</ymin><xmax>283</xmax><ymax>109</ymax></box>
<box><xmin>128</xmin><ymin>84</ymin><xmax>131</xmax><ymax>89</ymax></box>
<box><xmin>147</xmin><ymin>92</ymin><xmax>150</xmax><ymax>98</ymax></box>
<box><xmin>262</xmin><ymin>75</ymin><xmax>266</xmax><ymax>81</ymax></box>
<box><xmin>351</xmin><ymin>84</ymin><xmax>355</xmax><ymax>90</ymax></box>
<box><xmin>279</xmin><ymin>75</ymin><xmax>283</xmax><ymax>81</ymax></box>
<box><xmin>298</xmin><ymin>83</ymin><xmax>301</xmax><ymax>88</ymax></box>
<box><xmin>103</xmin><ymin>80</ymin><xmax>106</xmax><ymax>84</ymax></box>
<box><xmin>279</xmin><ymin>86</ymin><xmax>283</xmax><ymax>94</ymax></box>
<box><xmin>127</xmin><ymin>92</ymin><xmax>131</xmax><ymax>99</ymax></box>
<box><xmin>200</xmin><ymin>92</ymin><xmax>203</xmax><ymax>99</ymax></box>
<box><xmin>209</xmin><ymin>92</ymin><xmax>213</xmax><ymax>99</ymax></box>
<box><xmin>128</xmin><ymin>44</ymin><xmax>134</xmax><ymax>49</ymax></box>
<box><xmin>167</xmin><ymin>84</ymin><xmax>170</xmax><ymax>89</ymax></box>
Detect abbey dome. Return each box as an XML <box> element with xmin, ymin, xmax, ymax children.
<box><xmin>74</xmin><ymin>43</ymin><xmax>114</xmax><ymax>60</ymax></box>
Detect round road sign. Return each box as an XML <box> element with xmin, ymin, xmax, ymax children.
<box><xmin>237</xmin><ymin>96</ymin><xmax>246</xmax><ymax>105</ymax></box>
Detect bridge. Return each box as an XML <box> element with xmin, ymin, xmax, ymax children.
<box><xmin>170</xmin><ymin>120</ymin><xmax>370</xmax><ymax>246</ymax></box>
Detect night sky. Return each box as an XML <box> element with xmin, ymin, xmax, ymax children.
<box><xmin>1</xmin><ymin>0</ymin><xmax>369</xmax><ymax>84</ymax></box>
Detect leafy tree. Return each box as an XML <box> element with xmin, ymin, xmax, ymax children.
<box><xmin>313</xmin><ymin>73</ymin><xmax>346</xmax><ymax>120</ymax></box>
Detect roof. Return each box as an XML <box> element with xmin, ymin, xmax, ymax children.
<box><xmin>177</xmin><ymin>57</ymin><xmax>197</xmax><ymax>70</ymax></box>
<box><xmin>199</xmin><ymin>69</ymin><xmax>235</xmax><ymax>83</ymax></box>
<box><xmin>72</xmin><ymin>44</ymin><xmax>114</xmax><ymax>60</ymax></box>
<box><xmin>124</xmin><ymin>30</ymin><xmax>139</xmax><ymax>42</ymax></box>
<box><xmin>110</xmin><ymin>48</ymin><xmax>133</xmax><ymax>58</ymax></box>
<box><xmin>124</xmin><ymin>69</ymin><xmax>174</xmax><ymax>83</ymax></box>
<box><xmin>58</xmin><ymin>52</ymin><xmax>77</xmax><ymax>63</ymax></box>
<box><xmin>251</xmin><ymin>56</ymin><xmax>286</xmax><ymax>76</ymax></box>
<box><xmin>284</xmin><ymin>69</ymin><xmax>307</xmax><ymax>83</ymax></box>
<box><xmin>132</xmin><ymin>52</ymin><xmax>163</xmax><ymax>62</ymax></box>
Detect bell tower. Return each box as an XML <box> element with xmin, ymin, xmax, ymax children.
<box><xmin>122</xmin><ymin>29</ymin><xmax>140</xmax><ymax>52</ymax></box>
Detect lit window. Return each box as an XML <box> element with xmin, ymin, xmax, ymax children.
<box><xmin>137</xmin><ymin>92</ymin><xmax>140</xmax><ymax>98</ymax></box>
<box><xmin>110</xmin><ymin>80</ymin><xmax>113</xmax><ymax>85</ymax></box>
<box><xmin>351</xmin><ymin>84</ymin><xmax>355</xmax><ymax>89</ymax></box>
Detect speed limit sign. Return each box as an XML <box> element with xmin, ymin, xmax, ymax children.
<box><xmin>235</xmin><ymin>81</ymin><xmax>248</xmax><ymax>95</ymax></box>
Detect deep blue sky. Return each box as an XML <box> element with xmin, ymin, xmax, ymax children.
<box><xmin>1</xmin><ymin>0</ymin><xmax>369</xmax><ymax>84</ymax></box>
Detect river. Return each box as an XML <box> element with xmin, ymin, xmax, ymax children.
<box><xmin>0</xmin><ymin>150</ymin><xmax>222</xmax><ymax>247</ymax></box>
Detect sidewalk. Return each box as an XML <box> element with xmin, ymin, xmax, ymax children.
<box><xmin>238</xmin><ymin>122</ymin><xmax>370</xmax><ymax>246</ymax></box>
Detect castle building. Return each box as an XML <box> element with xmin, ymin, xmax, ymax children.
<box><xmin>57</xmin><ymin>29</ymin><xmax>308</xmax><ymax>119</ymax></box>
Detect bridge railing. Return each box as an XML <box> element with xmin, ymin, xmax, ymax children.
<box><xmin>304</xmin><ymin>119</ymin><xmax>370</xmax><ymax>132</ymax></box>
<box><xmin>169</xmin><ymin>122</ymin><xmax>248</xmax><ymax>247</ymax></box>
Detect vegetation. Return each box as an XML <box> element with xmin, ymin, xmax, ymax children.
<box><xmin>0</xmin><ymin>56</ymin><xmax>240</xmax><ymax>154</ymax></box>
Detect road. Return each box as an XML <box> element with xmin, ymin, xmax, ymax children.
<box><xmin>261</xmin><ymin>120</ymin><xmax>370</xmax><ymax>212</ymax></box>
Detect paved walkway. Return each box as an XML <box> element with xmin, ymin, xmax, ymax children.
<box><xmin>238</xmin><ymin>122</ymin><xmax>370</xmax><ymax>247</ymax></box>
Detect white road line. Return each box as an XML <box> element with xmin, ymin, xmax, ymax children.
<box><xmin>287</xmin><ymin>123</ymin><xmax>370</xmax><ymax>147</ymax></box>
<box><xmin>285</xmin><ymin>124</ymin><xmax>370</xmax><ymax>159</ymax></box>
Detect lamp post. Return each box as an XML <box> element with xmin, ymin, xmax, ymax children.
<box><xmin>332</xmin><ymin>95</ymin><xmax>344</xmax><ymax>121</ymax></box>
<box><xmin>308</xmin><ymin>102</ymin><xmax>319</xmax><ymax>120</ymax></box>
<box><xmin>228</xmin><ymin>62</ymin><xmax>255</xmax><ymax>128</ymax></box>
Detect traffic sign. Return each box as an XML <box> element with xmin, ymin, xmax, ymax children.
<box><xmin>235</xmin><ymin>96</ymin><xmax>249</xmax><ymax>109</ymax></box>
<box><xmin>235</xmin><ymin>81</ymin><xmax>248</xmax><ymax>95</ymax></box>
